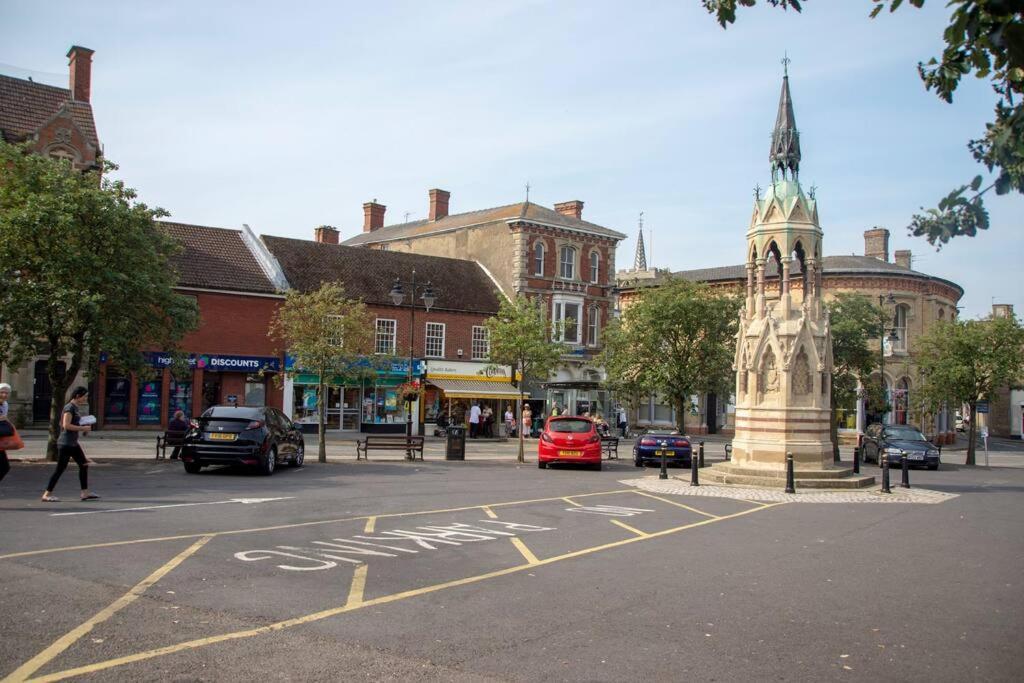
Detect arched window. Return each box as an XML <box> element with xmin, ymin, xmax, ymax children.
<box><xmin>589</xmin><ymin>250</ymin><xmax>600</xmax><ymax>284</ymax></box>
<box><xmin>893</xmin><ymin>304</ymin><xmax>910</xmax><ymax>352</ymax></box>
<box><xmin>533</xmin><ymin>241</ymin><xmax>544</xmax><ymax>276</ymax></box>
<box><xmin>559</xmin><ymin>246</ymin><xmax>576</xmax><ymax>280</ymax></box>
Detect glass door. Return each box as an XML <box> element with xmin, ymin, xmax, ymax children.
<box><xmin>341</xmin><ymin>387</ymin><xmax>360</xmax><ymax>431</ymax></box>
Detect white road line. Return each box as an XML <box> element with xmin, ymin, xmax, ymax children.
<box><xmin>50</xmin><ymin>497</ymin><xmax>295</xmax><ymax>517</ymax></box>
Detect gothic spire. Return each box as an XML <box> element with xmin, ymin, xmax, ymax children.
<box><xmin>769</xmin><ymin>57</ymin><xmax>800</xmax><ymax>181</ymax></box>
<box><xmin>633</xmin><ymin>213</ymin><xmax>647</xmax><ymax>271</ymax></box>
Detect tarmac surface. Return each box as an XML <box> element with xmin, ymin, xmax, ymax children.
<box><xmin>1</xmin><ymin>448</ymin><xmax>1022</xmax><ymax>681</ymax></box>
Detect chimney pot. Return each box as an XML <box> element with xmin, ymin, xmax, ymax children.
<box><xmin>864</xmin><ymin>227</ymin><xmax>890</xmax><ymax>262</ymax></box>
<box><xmin>363</xmin><ymin>201</ymin><xmax>387</xmax><ymax>232</ymax></box>
<box><xmin>554</xmin><ymin>200</ymin><xmax>584</xmax><ymax>220</ymax></box>
<box><xmin>66</xmin><ymin>45</ymin><xmax>94</xmax><ymax>102</ymax></box>
<box><xmin>894</xmin><ymin>249</ymin><xmax>912</xmax><ymax>269</ymax></box>
<box><xmin>314</xmin><ymin>225</ymin><xmax>339</xmax><ymax>245</ymax></box>
<box><xmin>428</xmin><ymin>188</ymin><xmax>450</xmax><ymax>221</ymax></box>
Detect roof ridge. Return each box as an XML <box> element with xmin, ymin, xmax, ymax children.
<box><xmin>157</xmin><ymin>220</ymin><xmax>242</xmax><ymax>234</ymax></box>
<box><xmin>263</xmin><ymin>233</ymin><xmax>486</xmax><ymax>266</ymax></box>
<box><xmin>378</xmin><ymin>201</ymin><xmax>524</xmax><ymax>231</ymax></box>
<box><xmin>0</xmin><ymin>72</ymin><xmax>70</xmax><ymax>95</ymax></box>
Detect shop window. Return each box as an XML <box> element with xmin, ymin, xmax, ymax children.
<box><xmin>472</xmin><ymin>326</ymin><xmax>490</xmax><ymax>360</ymax></box>
<box><xmin>364</xmin><ymin>384</ymin><xmax>406</xmax><ymax>424</ymax></box>
<box><xmin>552</xmin><ymin>300</ymin><xmax>581</xmax><ymax>344</ymax></box>
<box><xmin>168</xmin><ymin>380</ymin><xmax>192</xmax><ymax>420</ymax></box>
<box><xmin>559</xmin><ymin>246</ymin><xmax>576</xmax><ymax>280</ymax></box>
<box><xmin>589</xmin><ymin>250</ymin><xmax>600</xmax><ymax>284</ymax></box>
<box><xmin>104</xmin><ymin>376</ymin><xmax>131</xmax><ymax>424</ymax></box>
<box><xmin>137</xmin><ymin>379</ymin><xmax>162</xmax><ymax>425</ymax></box>
<box><xmin>587</xmin><ymin>305</ymin><xmax>599</xmax><ymax>346</ymax></box>
<box><xmin>245</xmin><ymin>375</ymin><xmax>266</xmax><ymax>406</ymax></box>
<box><xmin>533</xmin><ymin>242</ymin><xmax>544</xmax><ymax>276</ymax></box>
<box><xmin>375</xmin><ymin>318</ymin><xmax>396</xmax><ymax>355</ymax></box>
<box><xmin>425</xmin><ymin>322</ymin><xmax>446</xmax><ymax>358</ymax></box>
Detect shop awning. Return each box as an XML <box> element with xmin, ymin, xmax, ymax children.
<box><xmin>428</xmin><ymin>379</ymin><xmax>522</xmax><ymax>399</ymax></box>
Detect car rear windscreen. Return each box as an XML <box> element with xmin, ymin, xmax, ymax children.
<box><xmin>549</xmin><ymin>419</ymin><xmax>592</xmax><ymax>433</ymax></box>
<box><xmin>203</xmin><ymin>406</ymin><xmax>262</xmax><ymax>419</ymax></box>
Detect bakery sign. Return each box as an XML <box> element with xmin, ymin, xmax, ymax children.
<box><xmin>425</xmin><ymin>360</ymin><xmax>512</xmax><ymax>379</ymax></box>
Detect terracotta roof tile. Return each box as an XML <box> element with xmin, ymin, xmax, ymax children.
<box><xmin>262</xmin><ymin>236</ymin><xmax>502</xmax><ymax>314</ymax></box>
<box><xmin>160</xmin><ymin>222</ymin><xmax>278</xmax><ymax>295</ymax></box>
<box><xmin>0</xmin><ymin>74</ymin><xmax>99</xmax><ymax>146</ymax></box>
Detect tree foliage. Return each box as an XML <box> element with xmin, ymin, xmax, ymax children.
<box><xmin>0</xmin><ymin>142</ymin><xmax>199</xmax><ymax>459</ymax></box>
<box><xmin>269</xmin><ymin>282</ymin><xmax>377</xmax><ymax>463</ymax></box>
<box><xmin>484</xmin><ymin>296</ymin><xmax>565</xmax><ymax>463</ymax></box>
<box><xmin>601</xmin><ymin>278</ymin><xmax>740</xmax><ymax>432</ymax></box>
<box><xmin>702</xmin><ymin>0</ymin><xmax>1024</xmax><ymax>247</ymax></box>
<box><xmin>915</xmin><ymin>313</ymin><xmax>1024</xmax><ymax>464</ymax></box>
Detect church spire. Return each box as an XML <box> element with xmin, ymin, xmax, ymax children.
<box><xmin>633</xmin><ymin>212</ymin><xmax>647</xmax><ymax>271</ymax></box>
<box><xmin>769</xmin><ymin>56</ymin><xmax>800</xmax><ymax>181</ymax></box>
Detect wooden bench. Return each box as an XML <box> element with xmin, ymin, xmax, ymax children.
<box><xmin>156</xmin><ymin>429</ymin><xmax>188</xmax><ymax>460</ymax></box>
<box><xmin>601</xmin><ymin>436</ymin><xmax>619</xmax><ymax>460</ymax></box>
<box><xmin>356</xmin><ymin>435</ymin><xmax>425</xmax><ymax>461</ymax></box>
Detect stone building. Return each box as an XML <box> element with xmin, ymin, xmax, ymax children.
<box><xmin>341</xmin><ymin>191</ymin><xmax>627</xmax><ymax>417</ymax></box>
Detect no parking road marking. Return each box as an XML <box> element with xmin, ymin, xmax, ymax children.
<box><xmin>50</xmin><ymin>497</ymin><xmax>295</xmax><ymax>517</ymax></box>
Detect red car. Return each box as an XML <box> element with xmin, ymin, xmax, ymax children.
<box><xmin>538</xmin><ymin>416</ymin><xmax>603</xmax><ymax>471</ymax></box>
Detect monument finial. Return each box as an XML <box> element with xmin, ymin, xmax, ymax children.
<box><xmin>769</xmin><ymin>58</ymin><xmax>800</xmax><ymax>182</ymax></box>
<box><xmin>781</xmin><ymin>52</ymin><xmax>790</xmax><ymax>76</ymax></box>
<box><xmin>633</xmin><ymin>212</ymin><xmax>648</xmax><ymax>271</ymax></box>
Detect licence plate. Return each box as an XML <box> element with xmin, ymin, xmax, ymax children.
<box><xmin>909</xmin><ymin>453</ymin><xmax>924</xmax><ymax>461</ymax></box>
<box><xmin>208</xmin><ymin>433</ymin><xmax>236</xmax><ymax>441</ymax></box>
<box><xmin>655</xmin><ymin>450</ymin><xmax>667</xmax><ymax>455</ymax></box>
<box><xmin>558</xmin><ymin>450</ymin><xmax>582</xmax><ymax>457</ymax></box>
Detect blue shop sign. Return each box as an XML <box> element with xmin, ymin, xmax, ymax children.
<box><xmin>284</xmin><ymin>354</ymin><xmax>423</xmax><ymax>376</ymax></box>
<box><xmin>144</xmin><ymin>352</ymin><xmax>281</xmax><ymax>373</ymax></box>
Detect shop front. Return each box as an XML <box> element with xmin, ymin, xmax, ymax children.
<box><xmin>282</xmin><ymin>358</ymin><xmax>425</xmax><ymax>435</ymax></box>
<box><xmin>544</xmin><ymin>364</ymin><xmax>610</xmax><ymax>421</ymax></box>
<box><xmin>95</xmin><ymin>352</ymin><xmax>283</xmax><ymax>429</ymax></box>
<box><xmin>424</xmin><ymin>360</ymin><xmax>518</xmax><ymax>437</ymax></box>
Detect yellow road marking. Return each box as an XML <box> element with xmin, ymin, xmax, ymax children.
<box><xmin>363</xmin><ymin>517</ymin><xmax>376</xmax><ymax>533</ymax></box>
<box><xmin>345</xmin><ymin>565</ymin><xmax>368</xmax><ymax>607</ymax></box>
<box><xmin>3</xmin><ymin>535</ymin><xmax>211</xmax><ymax>683</ymax></box>
<box><xmin>632</xmin><ymin>491</ymin><xmax>720</xmax><ymax>518</ymax></box>
<box><xmin>562</xmin><ymin>497</ymin><xmax>582</xmax><ymax>507</ymax></box>
<box><xmin>0</xmin><ymin>489</ymin><xmax>634</xmax><ymax>562</ymax></box>
<box><xmin>610</xmin><ymin>519</ymin><xmax>649</xmax><ymax>537</ymax></box>
<box><xmin>481</xmin><ymin>506</ymin><xmax>497</xmax><ymax>519</ymax></box>
<box><xmin>509</xmin><ymin>537</ymin><xmax>540</xmax><ymax>565</ymax></box>
<box><xmin>27</xmin><ymin>504</ymin><xmax>785</xmax><ymax>682</ymax></box>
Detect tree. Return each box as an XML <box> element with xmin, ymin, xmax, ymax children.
<box><xmin>702</xmin><ymin>0</ymin><xmax>1024</xmax><ymax>247</ymax></box>
<box><xmin>484</xmin><ymin>296</ymin><xmax>565</xmax><ymax>463</ymax></box>
<box><xmin>0</xmin><ymin>143</ymin><xmax>199</xmax><ymax>460</ymax></box>
<box><xmin>601</xmin><ymin>278</ymin><xmax>741</xmax><ymax>433</ymax></box>
<box><xmin>827</xmin><ymin>293</ymin><xmax>888</xmax><ymax>458</ymax></box>
<box><xmin>269</xmin><ymin>282</ymin><xmax>377</xmax><ymax>463</ymax></box>
<box><xmin>915</xmin><ymin>313</ymin><xmax>1024</xmax><ymax>465</ymax></box>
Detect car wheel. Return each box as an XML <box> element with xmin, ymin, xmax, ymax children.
<box><xmin>592</xmin><ymin>462</ymin><xmax>602</xmax><ymax>472</ymax></box>
<box><xmin>291</xmin><ymin>443</ymin><xmax>304</xmax><ymax>467</ymax></box>
<box><xmin>928</xmin><ymin>462</ymin><xmax>939</xmax><ymax>471</ymax></box>
<box><xmin>262</xmin><ymin>447</ymin><xmax>276</xmax><ymax>476</ymax></box>
<box><xmin>634</xmin><ymin>458</ymin><xmax>643</xmax><ymax>468</ymax></box>
<box><xmin>538</xmin><ymin>460</ymin><xmax>547</xmax><ymax>469</ymax></box>
<box><xmin>183</xmin><ymin>461</ymin><xmax>201</xmax><ymax>474</ymax></box>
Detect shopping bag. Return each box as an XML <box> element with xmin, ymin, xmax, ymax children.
<box><xmin>0</xmin><ymin>425</ymin><xmax>25</xmax><ymax>451</ymax></box>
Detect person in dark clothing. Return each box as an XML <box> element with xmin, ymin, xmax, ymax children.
<box><xmin>0</xmin><ymin>382</ymin><xmax>11</xmax><ymax>482</ymax></box>
<box><xmin>167</xmin><ymin>410</ymin><xmax>190</xmax><ymax>460</ymax></box>
<box><xmin>41</xmin><ymin>387</ymin><xmax>99</xmax><ymax>502</ymax></box>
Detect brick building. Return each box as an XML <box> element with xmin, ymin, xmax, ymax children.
<box><xmin>341</xmin><ymin>190</ymin><xmax>626</xmax><ymax>417</ymax></box>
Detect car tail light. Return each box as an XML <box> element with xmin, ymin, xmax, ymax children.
<box><xmin>640</xmin><ymin>437</ymin><xmax>656</xmax><ymax>446</ymax></box>
<box><xmin>587</xmin><ymin>433</ymin><xmax>600</xmax><ymax>444</ymax></box>
<box><xmin>189</xmin><ymin>419</ymin><xmax>200</xmax><ymax>429</ymax></box>
<box><xmin>246</xmin><ymin>420</ymin><xmax>265</xmax><ymax>430</ymax></box>
<box><xmin>672</xmin><ymin>439</ymin><xmax>690</xmax><ymax>447</ymax></box>
<box><xmin>541</xmin><ymin>432</ymin><xmax>554</xmax><ymax>443</ymax></box>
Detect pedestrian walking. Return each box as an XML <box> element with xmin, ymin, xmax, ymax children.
<box><xmin>522</xmin><ymin>404</ymin><xmax>533</xmax><ymax>438</ymax></box>
<box><xmin>0</xmin><ymin>382</ymin><xmax>13</xmax><ymax>483</ymax></box>
<box><xmin>550</xmin><ymin>404</ymin><xmax>560</xmax><ymax>418</ymax></box>
<box><xmin>167</xmin><ymin>410</ymin><xmax>190</xmax><ymax>460</ymax></box>
<box><xmin>41</xmin><ymin>386</ymin><xmax>99</xmax><ymax>502</ymax></box>
<box><xmin>469</xmin><ymin>401</ymin><xmax>481</xmax><ymax>439</ymax></box>
<box><xmin>481</xmin><ymin>405</ymin><xmax>493</xmax><ymax>438</ymax></box>
<box><xmin>504</xmin><ymin>406</ymin><xmax>515</xmax><ymax>438</ymax></box>
<box><xmin>616</xmin><ymin>404</ymin><xmax>628</xmax><ymax>438</ymax></box>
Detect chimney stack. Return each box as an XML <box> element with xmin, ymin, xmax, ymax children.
<box><xmin>67</xmin><ymin>45</ymin><xmax>94</xmax><ymax>102</ymax></box>
<box><xmin>363</xmin><ymin>200</ymin><xmax>386</xmax><ymax>232</ymax></box>
<box><xmin>864</xmin><ymin>227</ymin><xmax>890</xmax><ymax>262</ymax></box>
<box><xmin>428</xmin><ymin>188</ymin><xmax>450</xmax><ymax>221</ymax></box>
<box><xmin>554</xmin><ymin>200</ymin><xmax>584</xmax><ymax>220</ymax></box>
<box><xmin>314</xmin><ymin>225</ymin><xmax>339</xmax><ymax>245</ymax></box>
<box><xmin>894</xmin><ymin>249</ymin><xmax>912</xmax><ymax>270</ymax></box>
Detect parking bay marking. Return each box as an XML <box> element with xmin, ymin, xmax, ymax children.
<box><xmin>49</xmin><ymin>497</ymin><xmax>296</xmax><ymax>518</ymax></box>
<box><xmin>28</xmin><ymin>503</ymin><xmax>786</xmax><ymax>683</ymax></box>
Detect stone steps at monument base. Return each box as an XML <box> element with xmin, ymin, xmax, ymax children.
<box><xmin>698</xmin><ymin>467</ymin><xmax>877</xmax><ymax>489</ymax></box>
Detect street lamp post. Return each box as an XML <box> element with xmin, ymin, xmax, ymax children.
<box><xmin>389</xmin><ymin>270</ymin><xmax>435</xmax><ymax>455</ymax></box>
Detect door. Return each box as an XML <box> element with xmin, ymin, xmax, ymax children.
<box><xmin>202</xmin><ymin>376</ymin><xmax>221</xmax><ymax>412</ymax></box>
<box><xmin>341</xmin><ymin>387</ymin><xmax>360</xmax><ymax>431</ymax></box>
<box><xmin>33</xmin><ymin>359</ymin><xmax>66</xmax><ymax>422</ymax></box>
<box><xmin>706</xmin><ymin>393</ymin><xmax>718</xmax><ymax>434</ymax></box>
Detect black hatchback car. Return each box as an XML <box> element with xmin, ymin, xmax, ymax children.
<box><xmin>181</xmin><ymin>405</ymin><xmax>305</xmax><ymax>475</ymax></box>
<box><xmin>862</xmin><ymin>423</ymin><xmax>940</xmax><ymax>470</ymax></box>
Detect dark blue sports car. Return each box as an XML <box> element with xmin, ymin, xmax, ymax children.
<box><xmin>633</xmin><ymin>430</ymin><xmax>692</xmax><ymax>468</ymax></box>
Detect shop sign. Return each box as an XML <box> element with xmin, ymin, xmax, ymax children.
<box><xmin>284</xmin><ymin>355</ymin><xmax>423</xmax><ymax>376</ymax></box>
<box><xmin>145</xmin><ymin>352</ymin><xmax>281</xmax><ymax>372</ymax></box>
<box><xmin>425</xmin><ymin>360</ymin><xmax>512</xmax><ymax>379</ymax></box>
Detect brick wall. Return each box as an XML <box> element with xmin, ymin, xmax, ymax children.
<box><xmin>366</xmin><ymin>304</ymin><xmax>492</xmax><ymax>360</ymax></box>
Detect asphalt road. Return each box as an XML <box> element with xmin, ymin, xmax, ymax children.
<box><xmin>1</xmin><ymin>456</ymin><xmax>1022</xmax><ymax>682</ymax></box>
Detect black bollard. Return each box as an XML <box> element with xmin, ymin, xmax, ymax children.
<box><xmin>659</xmin><ymin>441</ymin><xmax>668</xmax><ymax>480</ymax></box>
<box><xmin>698</xmin><ymin>441</ymin><xmax>705</xmax><ymax>468</ymax></box>
<box><xmin>690</xmin><ymin>449</ymin><xmax>699</xmax><ymax>487</ymax></box>
<box><xmin>725</xmin><ymin>443</ymin><xmax>732</xmax><ymax>462</ymax></box>
<box><xmin>785</xmin><ymin>452</ymin><xmax>796</xmax><ymax>494</ymax></box>
<box><xmin>853</xmin><ymin>446</ymin><xmax>861</xmax><ymax>474</ymax></box>
<box><xmin>900</xmin><ymin>453</ymin><xmax>911</xmax><ymax>489</ymax></box>
<box><xmin>881</xmin><ymin>454</ymin><xmax>891</xmax><ymax>494</ymax></box>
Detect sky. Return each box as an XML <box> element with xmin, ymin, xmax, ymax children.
<box><xmin>2</xmin><ymin>0</ymin><xmax>1021</xmax><ymax>318</ymax></box>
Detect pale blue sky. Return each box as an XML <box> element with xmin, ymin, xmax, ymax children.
<box><xmin>3</xmin><ymin>0</ymin><xmax>1020</xmax><ymax>318</ymax></box>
